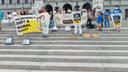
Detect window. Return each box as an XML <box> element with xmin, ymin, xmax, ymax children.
<box><xmin>25</xmin><ymin>0</ymin><xmax>28</xmax><ymax>4</ymax></box>
<box><xmin>17</xmin><ymin>0</ymin><xmax>20</xmax><ymax>4</ymax></box>
<box><xmin>2</xmin><ymin>0</ymin><xmax>4</xmax><ymax>4</ymax></box>
<box><xmin>9</xmin><ymin>0</ymin><xmax>12</xmax><ymax>4</ymax></box>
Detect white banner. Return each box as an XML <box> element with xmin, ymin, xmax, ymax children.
<box><xmin>62</xmin><ymin>13</ymin><xmax>73</xmax><ymax>24</ymax></box>
<box><xmin>54</xmin><ymin>12</ymin><xmax>87</xmax><ymax>25</ymax></box>
<box><xmin>14</xmin><ymin>15</ymin><xmax>41</xmax><ymax>36</ymax></box>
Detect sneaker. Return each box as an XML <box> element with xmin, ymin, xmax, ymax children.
<box><xmin>79</xmin><ymin>34</ymin><xmax>83</xmax><ymax>36</ymax></box>
<box><xmin>51</xmin><ymin>30</ymin><xmax>57</xmax><ymax>32</ymax></box>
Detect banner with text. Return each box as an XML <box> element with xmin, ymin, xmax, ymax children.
<box><xmin>73</xmin><ymin>12</ymin><xmax>81</xmax><ymax>25</ymax></box>
<box><xmin>63</xmin><ymin>13</ymin><xmax>73</xmax><ymax>24</ymax></box>
<box><xmin>14</xmin><ymin>15</ymin><xmax>42</xmax><ymax>36</ymax></box>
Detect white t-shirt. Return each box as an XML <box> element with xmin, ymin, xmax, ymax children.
<box><xmin>39</xmin><ymin>12</ymin><xmax>50</xmax><ymax>23</ymax></box>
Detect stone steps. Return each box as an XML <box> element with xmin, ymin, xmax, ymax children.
<box><xmin>0</xmin><ymin>28</ymin><xmax>128</xmax><ymax>72</ymax></box>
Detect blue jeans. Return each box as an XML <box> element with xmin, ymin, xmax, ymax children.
<box><xmin>104</xmin><ymin>20</ymin><xmax>110</xmax><ymax>28</ymax></box>
<box><xmin>49</xmin><ymin>20</ymin><xmax>54</xmax><ymax>28</ymax></box>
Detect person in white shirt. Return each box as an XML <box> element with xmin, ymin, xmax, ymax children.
<box><xmin>52</xmin><ymin>10</ymin><xmax>58</xmax><ymax>31</ymax></box>
<box><xmin>6</xmin><ymin>12</ymin><xmax>12</xmax><ymax>26</ymax></box>
<box><xmin>64</xmin><ymin>9</ymin><xmax>72</xmax><ymax>31</ymax></box>
<box><xmin>73</xmin><ymin>9</ymin><xmax>82</xmax><ymax>36</ymax></box>
<box><xmin>38</xmin><ymin>7</ymin><xmax>50</xmax><ymax>37</ymax></box>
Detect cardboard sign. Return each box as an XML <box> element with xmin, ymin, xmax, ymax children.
<box><xmin>113</xmin><ymin>16</ymin><xmax>121</xmax><ymax>21</ymax></box>
<box><xmin>14</xmin><ymin>15</ymin><xmax>42</xmax><ymax>36</ymax></box>
<box><xmin>63</xmin><ymin>13</ymin><xmax>73</xmax><ymax>24</ymax></box>
<box><xmin>73</xmin><ymin>12</ymin><xmax>81</xmax><ymax>25</ymax></box>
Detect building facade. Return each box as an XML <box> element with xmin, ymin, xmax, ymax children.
<box><xmin>0</xmin><ymin>0</ymin><xmax>128</xmax><ymax>18</ymax></box>
<box><xmin>0</xmin><ymin>0</ymin><xmax>34</xmax><ymax>12</ymax></box>
<box><xmin>43</xmin><ymin>0</ymin><xmax>128</xmax><ymax>18</ymax></box>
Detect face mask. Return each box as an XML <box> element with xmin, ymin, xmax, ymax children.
<box><xmin>116</xmin><ymin>7</ymin><xmax>119</xmax><ymax>9</ymax></box>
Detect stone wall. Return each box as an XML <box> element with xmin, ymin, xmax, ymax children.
<box><xmin>45</xmin><ymin>0</ymin><xmax>91</xmax><ymax>2</ymax></box>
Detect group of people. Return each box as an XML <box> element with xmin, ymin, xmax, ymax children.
<box><xmin>37</xmin><ymin>7</ymin><xmax>88</xmax><ymax>37</ymax></box>
<box><xmin>0</xmin><ymin>5</ymin><xmax>123</xmax><ymax>38</ymax></box>
<box><xmin>97</xmin><ymin>5</ymin><xmax>122</xmax><ymax>32</ymax></box>
<box><xmin>38</xmin><ymin>5</ymin><xmax>122</xmax><ymax>37</ymax></box>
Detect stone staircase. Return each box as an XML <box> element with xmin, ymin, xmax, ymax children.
<box><xmin>0</xmin><ymin>28</ymin><xmax>128</xmax><ymax>72</ymax></box>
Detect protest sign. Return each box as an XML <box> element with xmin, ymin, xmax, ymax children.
<box><xmin>14</xmin><ymin>15</ymin><xmax>42</xmax><ymax>36</ymax></box>
<box><xmin>63</xmin><ymin>13</ymin><xmax>73</xmax><ymax>24</ymax></box>
<box><xmin>73</xmin><ymin>11</ymin><xmax>81</xmax><ymax>25</ymax></box>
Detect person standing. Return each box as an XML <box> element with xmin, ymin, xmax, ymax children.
<box><xmin>64</xmin><ymin>9</ymin><xmax>72</xmax><ymax>31</ymax></box>
<box><xmin>52</xmin><ymin>10</ymin><xmax>58</xmax><ymax>31</ymax></box>
<box><xmin>49</xmin><ymin>11</ymin><xmax>54</xmax><ymax>28</ymax></box>
<box><xmin>104</xmin><ymin>9</ymin><xmax>111</xmax><ymax>28</ymax></box>
<box><xmin>111</xmin><ymin>5</ymin><xmax>122</xmax><ymax>32</ymax></box>
<box><xmin>81</xmin><ymin>9</ymin><xmax>87</xmax><ymax>26</ymax></box>
<box><xmin>87</xmin><ymin>9</ymin><xmax>93</xmax><ymax>27</ymax></box>
<box><xmin>6</xmin><ymin>12</ymin><xmax>12</xmax><ymax>26</ymax></box>
<box><xmin>0</xmin><ymin>10</ymin><xmax>4</xmax><ymax>30</ymax></box>
<box><xmin>97</xmin><ymin>11</ymin><xmax>103</xmax><ymax>32</ymax></box>
<box><xmin>38</xmin><ymin>8</ymin><xmax>50</xmax><ymax>37</ymax></box>
<box><xmin>73</xmin><ymin>9</ymin><xmax>82</xmax><ymax>36</ymax></box>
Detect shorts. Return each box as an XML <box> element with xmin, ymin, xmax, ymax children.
<box><xmin>74</xmin><ymin>20</ymin><xmax>81</xmax><ymax>25</ymax></box>
<box><xmin>114</xmin><ymin>21</ymin><xmax>121</xmax><ymax>27</ymax></box>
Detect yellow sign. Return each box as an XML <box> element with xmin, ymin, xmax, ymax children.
<box><xmin>22</xmin><ymin>19</ymin><xmax>42</xmax><ymax>34</ymax></box>
<box><xmin>14</xmin><ymin>15</ymin><xmax>42</xmax><ymax>35</ymax></box>
<box><xmin>74</xmin><ymin>20</ymin><xmax>81</xmax><ymax>25</ymax></box>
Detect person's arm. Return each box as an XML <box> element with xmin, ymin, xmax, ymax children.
<box><xmin>110</xmin><ymin>14</ymin><xmax>115</xmax><ymax>26</ymax></box>
<box><xmin>20</xmin><ymin>11</ymin><xmax>23</xmax><ymax>15</ymax></box>
<box><xmin>120</xmin><ymin>13</ymin><xmax>123</xmax><ymax>25</ymax></box>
